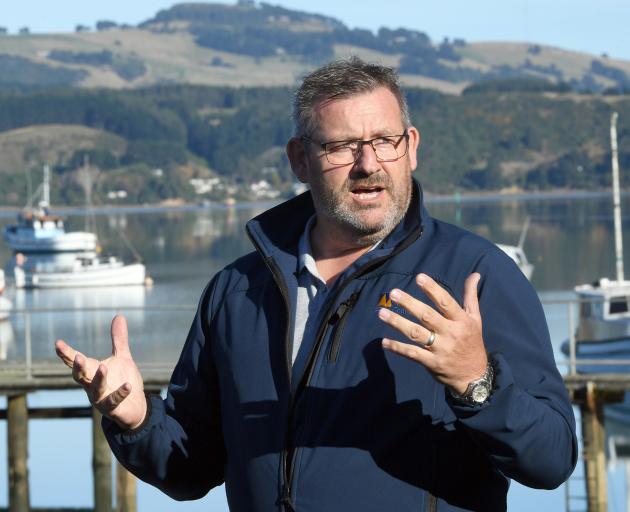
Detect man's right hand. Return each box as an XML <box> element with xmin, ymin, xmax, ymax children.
<box><xmin>55</xmin><ymin>314</ymin><xmax>147</xmax><ymax>431</ymax></box>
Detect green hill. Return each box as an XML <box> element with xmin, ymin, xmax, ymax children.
<box><xmin>0</xmin><ymin>2</ymin><xmax>629</xmax><ymax>93</ymax></box>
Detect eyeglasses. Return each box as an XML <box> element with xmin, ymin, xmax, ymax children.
<box><xmin>301</xmin><ymin>130</ymin><xmax>409</xmax><ymax>166</ymax></box>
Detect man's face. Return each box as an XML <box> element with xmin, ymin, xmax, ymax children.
<box><xmin>291</xmin><ymin>87</ymin><xmax>420</xmax><ymax>245</ymax></box>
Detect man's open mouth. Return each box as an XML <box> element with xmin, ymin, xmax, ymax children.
<box><xmin>351</xmin><ymin>185</ymin><xmax>385</xmax><ymax>200</ymax></box>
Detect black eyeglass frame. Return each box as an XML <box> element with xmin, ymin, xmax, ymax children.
<box><xmin>301</xmin><ymin>129</ymin><xmax>410</xmax><ymax>165</ymax></box>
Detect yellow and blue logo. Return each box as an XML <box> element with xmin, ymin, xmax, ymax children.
<box><xmin>376</xmin><ymin>292</ymin><xmax>407</xmax><ymax>315</ymax></box>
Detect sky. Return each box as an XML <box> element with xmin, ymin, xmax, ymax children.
<box><xmin>2</xmin><ymin>0</ymin><xmax>630</xmax><ymax>61</ymax></box>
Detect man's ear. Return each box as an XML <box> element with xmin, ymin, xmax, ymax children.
<box><xmin>286</xmin><ymin>137</ymin><xmax>309</xmax><ymax>183</ymax></box>
<box><xmin>406</xmin><ymin>126</ymin><xmax>421</xmax><ymax>172</ymax></box>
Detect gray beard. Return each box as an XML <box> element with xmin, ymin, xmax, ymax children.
<box><xmin>312</xmin><ymin>175</ymin><xmax>412</xmax><ymax>246</ymax></box>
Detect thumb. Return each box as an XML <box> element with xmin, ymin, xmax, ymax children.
<box><xmin>111</xmin><ymin>315</ymin><xmax>131</xmax><ymax>358</ymax></box>
<box><xmin>463</xmin><ymin>273</ymin><xmax>481</xmax><ymax>318</ymax></box>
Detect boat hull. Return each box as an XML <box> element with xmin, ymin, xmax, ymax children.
<box><xmin>4</xmin><ymin>229</ymin><xmax>97</xmax><ymax>253</ymax></box>
<box><xmin>16</xmin><ymin>263</ymin><xmax>147</xmax><ymax>289</ymax></box>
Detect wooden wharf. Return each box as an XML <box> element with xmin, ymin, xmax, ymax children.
<box><xmin>0</xmin><ymin>362</ymin><xmax>174</xmax><ymax>512</ymax></box>
<box><xmin>2</xmin><ymin>301</ymin><xmax>630</xmax><ymax>512</ymax></box>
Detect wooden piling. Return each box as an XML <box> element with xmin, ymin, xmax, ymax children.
<box><xmin>116</xmin><ymin>462</ymin><xmax>137</xmax><ymax>512</ymax></box>
<box><xmin>572</xmin><ymin>382</ymin><xmax>624</xmax><ymax>512</ymax></box>
<box><xmin>92</xmin><ymin>407</ymin><xmax>112</xmax><ymax>512</ymax></box>
<box><xmin>7</xmin><ymin>393</ymin><xmax>30</xmax><ymax>512</ymax></box>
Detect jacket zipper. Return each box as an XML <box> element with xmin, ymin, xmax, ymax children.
<box><xmin>327</xmin><ymin>292</ymin><xmax>359</xmax><ymax>363</ymax></box>
<box><xmin>250</xmin><ymin>223</ymin><xmax>423</xmax><ymax>511</ymax></box>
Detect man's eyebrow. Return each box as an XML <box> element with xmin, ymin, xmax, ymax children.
<box><xmin>323</xmin><ymin>130</ymin><xmax>402</xmax><ymax>142</ymax></box>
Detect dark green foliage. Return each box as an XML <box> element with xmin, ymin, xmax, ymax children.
<box><xmin>48</xmin><ymin>50</ymin><xmax>114</xmax><ymax>66</ymax></box>
<box><xmin>0</xmin><ymin>54</ymin><xmax>87</xmax><ymax>86</ymax></box>
<box><xmin>463</xmin><ymin>78</ymin><xmax>571</xmax><ymax>95</ymax></box>
<box><xmin>96</xmin><ymin>20</ymin><xmax>118</xmax><ymax>31</ymax></box>
<box><xmin>110</xmin><ymin>55</ymin><xmax>146</xmax><ymax>81</ymax></box>
<box><xmin>591</xmin><ymin>60</ymin><xmax>630</xmax><ymax>88</ymax></box>
<box><xmin>122</xmin><ymin>139</ymin><xmax>188</xmax><ymax>167</ymax></box>
<box><xmin>0</xmin><ymin>84</ymin><xmax>629</xmax><ymax>205</ymax></box>
<box><xmin>0</xmin><ymin>89</ymin><xmax>186</xmax><ymax>142</ymax></box>
<box><xmin>47</xmin><ymin>50</ymin><xmax>146</xmax><ymax>81</ymax></box>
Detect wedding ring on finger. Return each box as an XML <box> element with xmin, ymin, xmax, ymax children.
<box><xmin>425</xmin><ymin>330</ymin><xmax>437</xmax><ymax>347</ymax></box>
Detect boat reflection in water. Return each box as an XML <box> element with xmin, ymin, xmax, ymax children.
<box><xmin>11</xmin><ymin>279</ymin><xmax>149</xmax><ymax>362</ymax></box>
<box><xmin>0</xmin><ymin>268</ymin><xmax>14</xmax><ymax>360</ymax></box>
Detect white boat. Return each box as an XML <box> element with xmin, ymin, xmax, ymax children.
<box><xmin>2</xmin><ymin>165</ymin><xmax>97</xmax><ymax>253</ymax></box>
<box><xmin>496</xmin><ymin>217</ymin><xmax>534</xmax><ymax>280</ymax></box>
<box><xmin>0</xmin><ymin>269</ymin><xmax>11</xmax><ymax>321</ymax></box>
<box><xmin>14</xmin><ymin>255</ymin><xmax>148</xmax><ymax>289</ymax></box>
<box><xmin>497</xmin><ymin>243</ymin><xmax>534</xmax><ymax>280</ymax></box>
<box><xmin>574</xmin><ymin>112</ymin><xmax>630</xmax><ymax>344</ymax></box>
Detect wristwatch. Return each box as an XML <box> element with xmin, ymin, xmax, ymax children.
<box><xmin>449</xmin><ymin>361</ymin><xmax>494</xmax><ymax>406</ymax></box>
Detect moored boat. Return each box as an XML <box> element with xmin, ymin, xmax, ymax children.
<box><xmin>2</xmin><ymin>164</ymin><xmax>97</xmax><ymax>253</ymax></box>
<box><xmin>496</xmin><ymin>217</ymin><xmax>534</xmax><ymax>280</ymax></box>
<box><xmin>14</xmin><ymin>255</ymin><xmax>148</xmax><ymax>289</ymax></box>
<box><xmin>0</xmin><ymin>269</ymin><xmax>11</xmax><ymax>321</ymax></box>
<box><xmin>573</xmin><ymin>112</ymin><xmax>630</xmax><ymax>345</ymax></box>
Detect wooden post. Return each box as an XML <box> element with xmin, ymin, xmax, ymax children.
<box><xmin>7</xmin><ymin>393</ymin><xmax>30</xmax><ymax>512</ymax></box>
<box><xmin>92</xmin><ymin>407</ymin><xmax>112</xmax><ymax>512</ymax></box>
<box><xmin>116</xmin><ymin>461</ymin><xmax>137</xmax><ymax>512</ymax></box>
<box><xmin>574</xmin><ymin>383</ymin><xmax>624</xmax><ymax>512</ymax></box>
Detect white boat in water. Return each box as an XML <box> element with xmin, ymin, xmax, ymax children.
<box><xmin>0</xmin><ymin>269</ymin><xmax>11</xmax><ymax>321</ymax></box>
<box><xmin>2</xmin><ymin>165</ymin><xmax>97</xmax><ymax>253</ymax></box>
<box><xmin>497</xmin><ymin>243</ymin><xmax>533</xmax><ymax>280</ymax></box>
<box><xmin>14</xmin><ymin>255</ymin><xmax>148</xmax><ymax>289</ymax></box>
<box><xmin>496</xmin><ymin>217</ymin><xmax>534</xmax><ymax>280</ymax></box>
<box><xmin>574</xmin><ymin>112</ymin><xmax>630</xmax><ymax>344</ymax></box>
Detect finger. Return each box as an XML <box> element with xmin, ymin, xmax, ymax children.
<box><xmin>378</xmin><ymin>308</ymin><xmax>434</xmax><ymax>346</ymax></box>
<box><xmin>90</xmin><ymin>363</ymin><xmax>108</xmax><ymax>403</ymax></box>
<box><xmin>463</xmin><ymin>273</ymin><xmax>482</xmax><ymax>318</ymax></box>
<box><xmin>416</xmin><ymin>273</ymin><xmax>464</xmax><ymax>320</ymax></box>
<box><xmin>96</xmin><ymin>383</ymin><xmax>132</xmax><ymax>413</ymax></box>
<box><xmin>72</xmin><ymin>353</ymin><xmax>93</xmax><ymax>387</ymax></box>
<box><xmin>55</xmin><ymin>339</ymin><xmax>78</xmax><ymax>368</ymax></box>
<box><xmin>382</xmin><ymin>338</ymin><xmax>434</xmax><ymax>366</ymax></box>
<box><xmin>111</xmin><ymin>315</ymin><xmax>131</xmax><ymax>358</ymax></box>
<box><xmin>388</xmin><ymin>288</ymin><xmax>445</xmax><ymax>332</ymax></box>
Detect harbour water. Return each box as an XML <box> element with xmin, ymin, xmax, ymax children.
<box><xmin>1</xmin><ymin>192</ymin><xmax>630</xmax><ymax>510</ymax></box>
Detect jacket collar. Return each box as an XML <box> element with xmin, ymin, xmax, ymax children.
<box><xmin>246</xmin><ymin>177</ymin><xmax>425</xmax><ymax>263</ymax></box>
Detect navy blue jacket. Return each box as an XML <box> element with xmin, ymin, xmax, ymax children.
<box><xmin>104</xmin><ymin>180</ymin><xmax>577</xmax><ymax>511</ymax></box>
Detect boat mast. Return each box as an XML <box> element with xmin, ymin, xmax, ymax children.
<box><xmin>611</xmin><ymin>112</ymin><xmax>625</xmax><ymax>282</ymax></box>
<box><xmin>40</xmin><ymin>164</ymin><xmax>51</xmax><ymax>210</ymax></box>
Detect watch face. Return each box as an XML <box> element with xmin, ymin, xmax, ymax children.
<box><xmin>471</xmin><ymin>383</ymin><xmax>490</xmax><ymax>404</ymax></box>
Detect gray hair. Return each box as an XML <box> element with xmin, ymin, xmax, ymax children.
<box><xmin>292</xmin><ymin>57</ymin><xmax>411</xmax><ymax>137</ymax></box>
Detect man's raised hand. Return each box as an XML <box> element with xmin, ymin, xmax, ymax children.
<box><xmin>379</xmin><ymin>273</ymin><xmax>488</xmax><ymax>395</ymax></box>
<box><xmin>55</xmin><ymin>315</ymin><xmax>147</xmax><ymax>430</ymax></box>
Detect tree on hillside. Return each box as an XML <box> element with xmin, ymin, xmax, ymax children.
<box><xmin>96</xmin><ymin>20</ymin><xmax>118</xmax><ymax>31</ymax></box>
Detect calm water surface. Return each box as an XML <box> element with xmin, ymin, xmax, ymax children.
<box><xmin>1</xmin><ymin>193</ymin><xmax>630</xmax><ymax>510</ymax></box>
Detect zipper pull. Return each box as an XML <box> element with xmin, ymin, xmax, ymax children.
<box><xmin>328</xmin><ymin>292</ymin><xmax>359</xmax><ymax>325</ymax></box>
<box><xmin>280</xmin><ymin>484</ymin><xmax>296</xmax><ymax>511</ymax></box>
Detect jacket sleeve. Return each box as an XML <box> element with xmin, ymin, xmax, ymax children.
<box><xmin>103</xmin><ymin>275</ymin><xmax>226</xmax><ymax>500</ymax></box>
<box><xmin>448</xmin><ymin>247</ymin><xmax>578</xmax><ymax>489</ymax></box>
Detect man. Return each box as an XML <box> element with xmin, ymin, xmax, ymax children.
<box><xmin>56</xmin><ymin>58</ymin><xmax>577</xmax><ymax>511</ymax></box>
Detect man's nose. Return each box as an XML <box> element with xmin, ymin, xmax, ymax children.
<box><xmin>354</xmin><ymin>142</ymin><xmax>380</xmax><ymax>175</ymax></box>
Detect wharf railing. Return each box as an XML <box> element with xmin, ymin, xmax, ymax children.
<box><xmin>2</xmin><ymin>298</ymin><xmax>630</xmax><ymax>512</ymax></box>
<box><xmin>0</xmin><ymin>303</ymin><xmax>195</xmax><ymax>512</ymax></box>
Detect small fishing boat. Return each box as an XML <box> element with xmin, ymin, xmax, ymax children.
<box><xmin>496</xmin><ymin>217</ymin><xmax>534</xmax><ymax>280</ymax></box>
<box><xmin>13</xmin><ymin>254</ymin><xmax>148</xmax><ymax>289</ymax></box>
<box><xmin>0</xmin><ymin>269</ymin><xmax>11</xmax><ymax>321</ymax></box>
<box><xmin>2</xmin><ymin>165</ymin><xmax>97</xmax><ymax>253</ymax></box>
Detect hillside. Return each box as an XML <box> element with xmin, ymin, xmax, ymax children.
<box><xmin>0</xmin><ymin>84</ymin><xmax>628</xmax><ymax>206</ymax></box>
<box><xmin>0</xmin><ymin>2</ymin><xmax>629</xmax><ymax>93</ymax></box>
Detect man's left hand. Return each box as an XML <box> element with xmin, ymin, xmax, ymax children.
<box><xmin>378</xmin><ymin>272</ymin><xmax>487</xmax><ymax>395</ymax></box>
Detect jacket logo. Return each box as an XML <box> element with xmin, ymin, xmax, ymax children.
<box><xmin>377</xmin><ymin>292</ymin><xmax>407</xmax><ymax>315</ymax></box>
